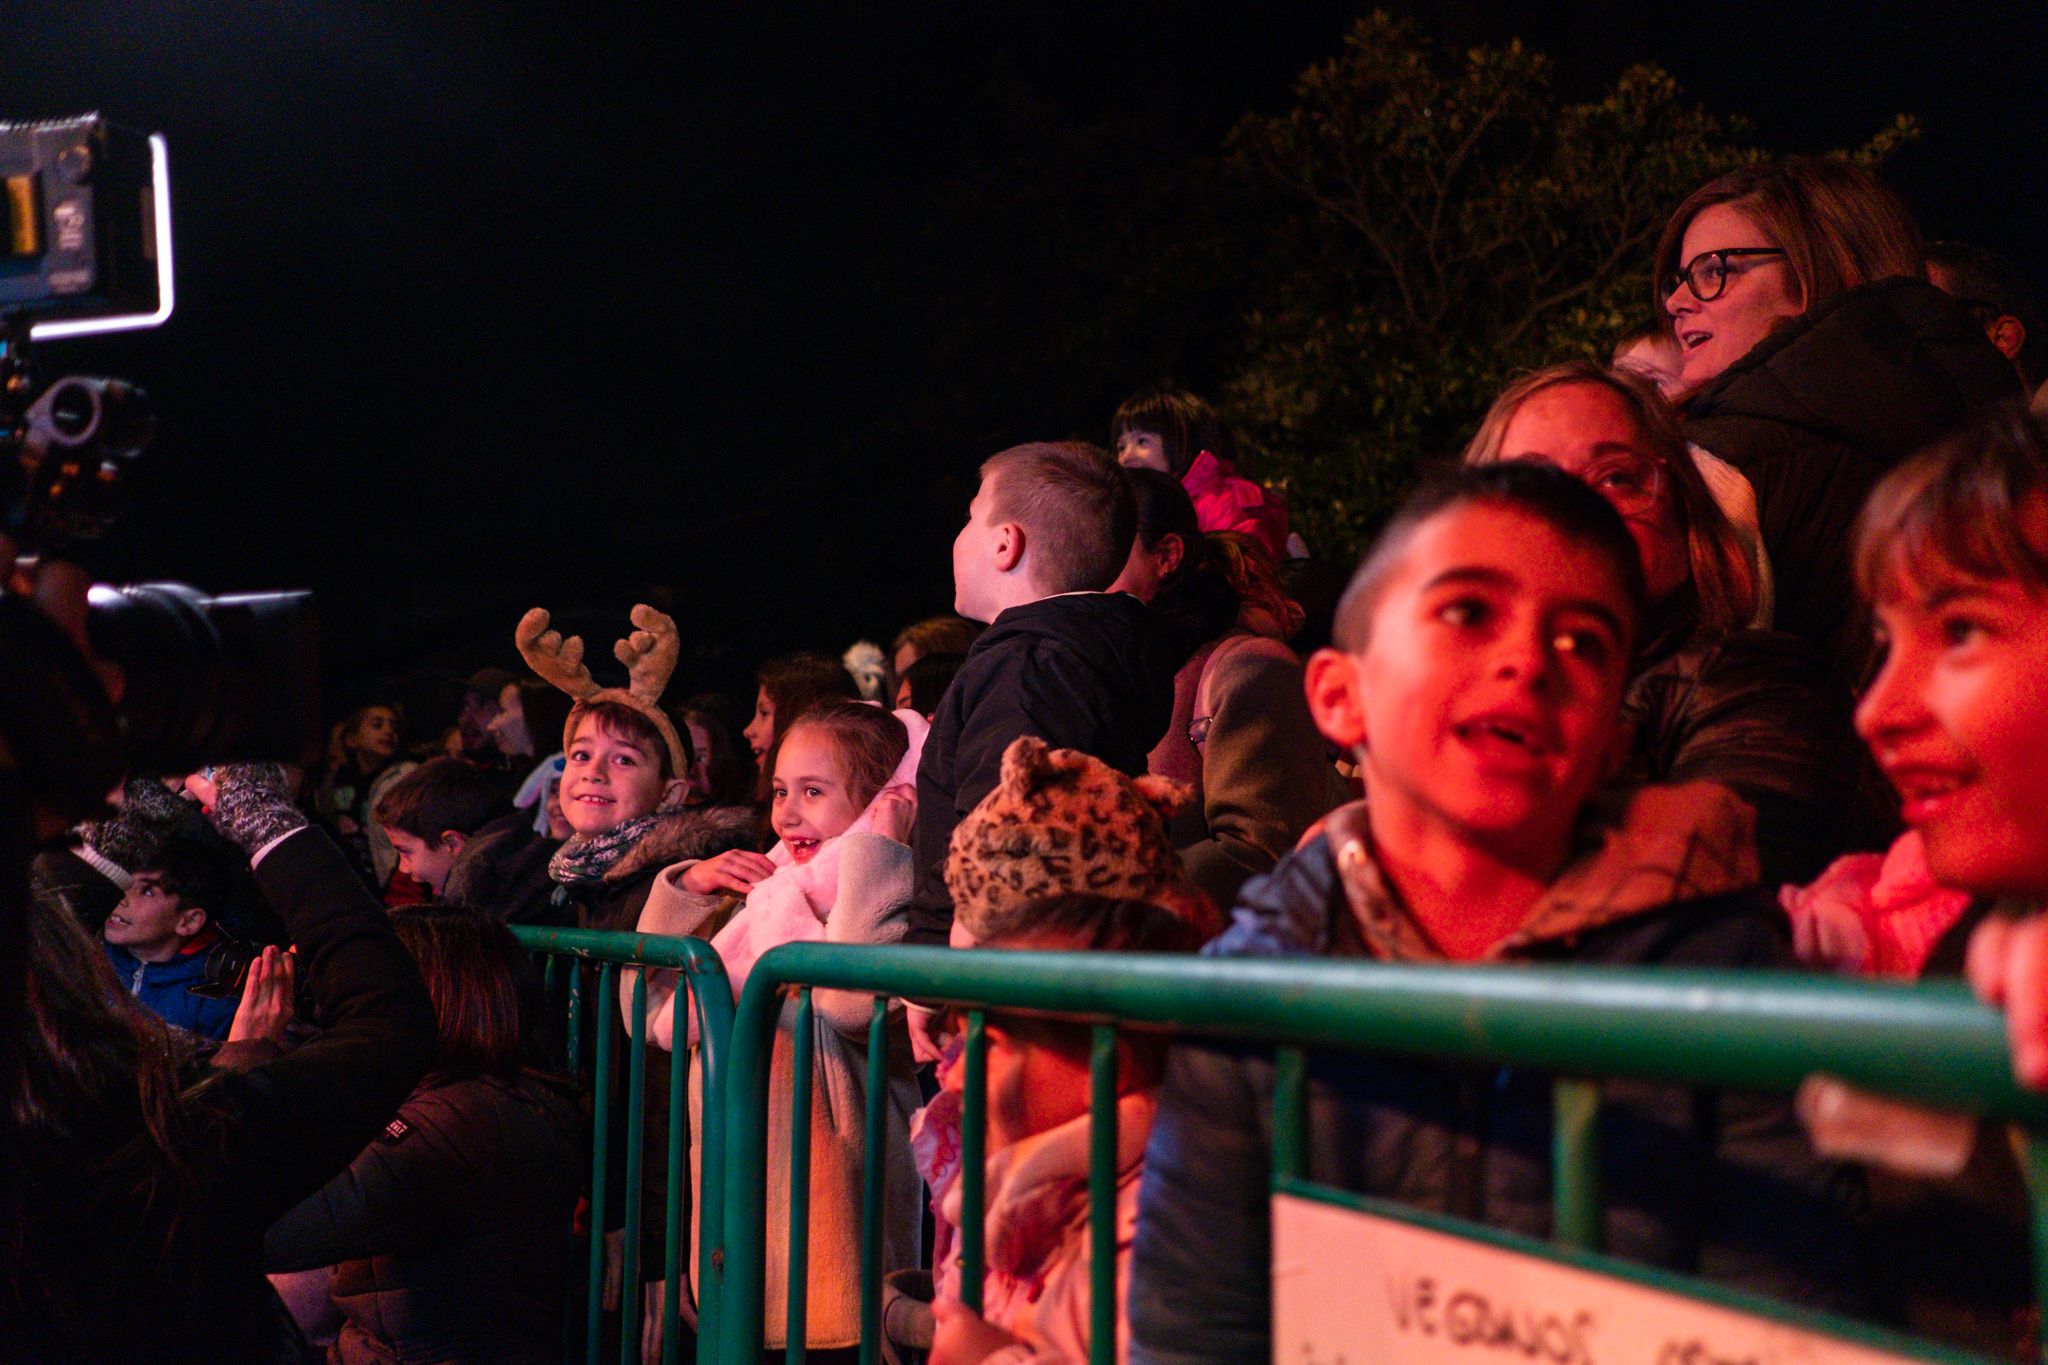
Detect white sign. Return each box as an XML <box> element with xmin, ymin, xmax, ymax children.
<box><xmin>1272</xmin><ymin>1193</ymin><xmax>1922</xmax><ymax>1365</ymax></box>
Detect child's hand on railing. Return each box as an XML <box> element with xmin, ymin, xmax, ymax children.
<box><xmin>1967</xmin><ymin>911</ymin><xmax>2048</xmax><ymax>1089</ymax></box>
<box><xmin>681</xmin><ymin>849</ymin><xmax>776</xmax><ymax>897</ymax></box>
<box><xmin>930</xmin><ymin>1296</ymin><xmax>1024</xmax><ymax>1364</ymax></box>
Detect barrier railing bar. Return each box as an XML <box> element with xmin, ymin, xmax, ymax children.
<box><xmin>1088</xmin><ymin>1025</ymin><xmax>1117</xmax><ymax>1365</ymax></box>
<box><xmin>662</xmin><ymin>1008</ymin><xmax>686</xmax><ymax>1365</ymax></box>
<box><xmin>566</xmin><ymin>959</ymin><xmax>585</xmax><ymax>1079</ymax></box>
<box><xmin>785</xmin><ymin>987</ymin><xmax>816</xmax><ymax>1363</ymax></box>
<box><xmin>858</xmin><ymin>995</ymin><xmax>888</xmax><ymax>1365</ymax></box>
<box><xmin>723</xmin><ymin>942</ymin><xmax>2048</xmax><ymax>1365</ymax></box>
<box><xmin>620</xmin><ymin>971</ymin><xmax>649</xmax><ymax>1365</ymax></box>
<box><xmin>586</xmin><ymin>961</ymin><xmax>618</xmax><ymax>1365</ymax></box>
<box><xmin>2025</xmin><ymin>1133</ymin><xmax>2048</xmax><ymax>1345</ymax></box>
<box><xmin>722</xmin><ymin>946</ymin><xmax>2048</xmax><ymax>1124</ymax></box>
<box><xmin>692</xmin><ymin>949</ymin><xmax>736</xmax><ymax>1364</ymax></box>
<box><xmin>960</xmin><ymin>1010</ymin><xmax>988</xmax><ymax>1314</ymax></box>
<box><xmin>1551</xmin><ymin>1077</ymin><xmax>1602</xmax><ymax>1252</ymax></box>
<box><xmin>1273</xmin><ymin>1046</ymin><xmax>1307</xmax><ymax>1184</ymax></box>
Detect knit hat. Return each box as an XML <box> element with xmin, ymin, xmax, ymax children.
<box><xmin>514</xmin><ymin>604</ymin><xmax>689</xmax><ymax>778</ymax></box>
<box><xmin>945</xmin><ymin>736</ymin><xmax>1214</xmax><ymax>941</ymax></box>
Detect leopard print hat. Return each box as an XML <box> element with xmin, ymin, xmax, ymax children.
<box><xmin>944</xmin><ymin>735</ymin><xmax>1216</xmax><ymax>941</ymax></box>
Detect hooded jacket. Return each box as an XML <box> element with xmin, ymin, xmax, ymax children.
<box><xmin>444</xmin><ymin>810</ymin><xmax>566</xmax><ymax>925</ymax></box>
<box><xmin>1127</xmin><ymin>784</ymin><xmax>1862</xmax><ymax>1365</ymax></box>
<box><xmin>1682</xmin><ymin>277</ymin><xmax>2017</xmax><ymax>686</ymax></box>
<box><xmin>911</xmin><ymin>593</ymin><xmax>1173</xmax><ymax>942</ymax></box>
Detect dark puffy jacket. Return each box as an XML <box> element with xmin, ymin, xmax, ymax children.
<box><xmin>1128</xmin><ymin>833</ymin><xmax>1862</xmax><ymax>1365</ymax></box>
<box><xmin>444</xmin><ymin>812</ymin><xmax>566</xmax><ymax>925</ymax></box>
<box><xmin>3</xmin><ymin>828</ymin><xmax>438</xmax><ymax>1364</ymax></box>
<box><xmin>1683</xmin><ymin>278</ymin><xmax>2017</xmax><ymax>687</ymax></box>
<box><xmin>1623</xmin><ymin>626</ymin><xmax>1866</xmax><ymax>887</ymax></box>
<box><xmin>264</xmin><ymin>1072</ymin><xmax>583</xmax><ymax>1365</ymax></box>
<box><xmin>910</xmin><ymin>593</ymin><xmax>1173</xmax><ymax>941</ymax></box>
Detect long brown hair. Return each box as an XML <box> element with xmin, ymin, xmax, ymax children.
<box><xmin>3</xmin><ymin>897</ymin><xmax>210</xmax><ymax>1328</ymax></box>
<box><xmin>391</xmin><ymin>903</ymin><xmax>547</xmax><ymax>1080</ymax></box>
<box><xmin>1463</xmin><ymin>361</ymin><xmax>1758</xmax><ymax>637</ymax></box>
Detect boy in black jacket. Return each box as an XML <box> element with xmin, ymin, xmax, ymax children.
<box><xmin>909</xmin><ymin>442</ymin><xmax>1172</xmax><ymax>965</ymax></box>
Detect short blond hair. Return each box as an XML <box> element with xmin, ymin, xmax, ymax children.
<box><xmin>980</xmin><ymin>441</ymin><xmax>1136</xmax><ymax>593</ymax></box>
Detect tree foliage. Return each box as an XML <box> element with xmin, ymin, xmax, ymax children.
<box><xmin>1221</xmin><ymin>12</ymin><xmax>1915</xmax><ymax>558</ymax></box>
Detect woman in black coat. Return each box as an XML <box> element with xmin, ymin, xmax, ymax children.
<box><xmin>1654</xmin><ymin>156</ymin><xmax>2017</xmax><ymax>689</ymax></box>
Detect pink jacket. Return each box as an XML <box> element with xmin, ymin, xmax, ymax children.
<box><xmin>1181</xmin><ymin>450</ymin><xmax>1288</xmax><ymax>560</ymax></box>
<box><xmin>1779</xmin><ymin>829</ymin><xmax>1971</xmax><ymax>979</ymax></box>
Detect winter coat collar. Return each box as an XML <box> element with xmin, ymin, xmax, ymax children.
<box><xmin>604</xmin><ymin>802</ymin><xmax>759</xmax><ymax>884</ymax></box>
<box><xmin>1683</xmin><ymin>278</ymin><xmax>2017</xmax><ymax>458</ymax></box>
<box><xmin>1179</xmin><ymin>448</ymin><xmax>1237</xmax><ymax>494</ymax></box>
<box><xmin>1217</xmin><ymin>780</ymin><xmax>1760</xmax><ymax>962</ymax></box>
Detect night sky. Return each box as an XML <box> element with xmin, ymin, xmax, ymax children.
<box><xmin>2</xmin><ymin>1</ymin><xmax>2043</xmax><ymax>719</ymax></box>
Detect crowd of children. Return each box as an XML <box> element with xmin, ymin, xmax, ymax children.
<box><xmin>18</xmin><ymin>153</ymin><xmax>2048</xmax><ymax>1364</ymax></box>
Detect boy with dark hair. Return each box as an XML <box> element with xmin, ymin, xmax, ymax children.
<box><xmin>1128</xmin><ymin>464</ymin><xmax>1856</xmax><ymax>1363</ymax></box>
<box><xmin>910</xmin><ymin>442</ymin><xmax>1173</xmax><ymax>959</ymax></box>
<box><xmin>373</xmin><ymin>756</ymin><xmax>514</xmax><ymax>900</ymax></box>
<box><xmin>102</xmin><ymin>831</ymin><xmax>245</xmax><ymax>1039</ymax></box>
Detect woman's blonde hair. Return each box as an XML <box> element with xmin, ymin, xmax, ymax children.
<box><xmin>1653</xmin><ymin>157</ymin><xmax>1925</xmax><ymax>321</ymax></box>
<box><xmin>1463</xmin><ymin>361</ymin><xmax>1758</xmax><ymax>635</ymax></box>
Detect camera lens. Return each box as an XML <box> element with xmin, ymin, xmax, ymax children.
<box><xmin>85</xmin><ymin>583</ymin><xmax>321</xmax><ymax>772</ymax></box>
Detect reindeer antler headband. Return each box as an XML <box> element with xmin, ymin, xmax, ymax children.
<box><xmin>515</xmin><ymin>603</ymin><xmax>688</xmax><ymax>777</ymax></box>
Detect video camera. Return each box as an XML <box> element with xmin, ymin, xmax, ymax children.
<box><xmin>0</xmin><ymin>115</ymin><xmax>317</xmax><ymax>820</ymax></box>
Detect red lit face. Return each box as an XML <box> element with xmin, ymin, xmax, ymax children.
<box><xmin>1665</xmin><ymin>202</ymin><xmax>1802</xmax><ymax>389</ymax></box>
<box><xmin>1858</xmin><ymin>558</ymin><xmax>2048</xmax><ymax>898</ymax></box>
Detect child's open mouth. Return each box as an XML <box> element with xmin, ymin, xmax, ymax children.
<box><xmin>787</xmin><ymin>837</ymin><xmax>821</xmax><ymax>863</ymax></box>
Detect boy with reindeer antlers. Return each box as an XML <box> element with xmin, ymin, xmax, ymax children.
<box><xmin>515</xmin><ymin>604</ymin><xmax>756</xmax><ymax>930</ymax></box>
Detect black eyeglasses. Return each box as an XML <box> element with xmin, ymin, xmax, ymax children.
<box><xmin>1668</xmin><ymin>247</ymin><xmax>1787</xmax><ymax>302</ymax></box>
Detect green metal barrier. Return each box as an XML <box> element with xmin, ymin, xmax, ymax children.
<box><xmin>720</xmin><ymin>941</ymin><xmax>2048</xmax><ymax>1365</ymax></box>
<box><xmin>511</xmin><ymin>925</ymin><xmax>735</xmax><ymax>1365</ymax></box>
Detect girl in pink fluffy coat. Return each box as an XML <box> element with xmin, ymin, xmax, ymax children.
<box><xmin>633</xmin><ymin>700</ymin><xmax>927</xmax><ymax>1360</ymax></box>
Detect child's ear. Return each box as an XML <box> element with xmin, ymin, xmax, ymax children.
<box><xmin>174</xmin><ymin>905</ymin><xmax>210</xmax><ymax>940</ymax></box>
<box><xmin>660</xmin><ymin>776</ymin><xmax>689</xmax><ymax>808</ymax></box>
<box><xmin>1158</xmin><ymin>533</ymin><xmax>1187</xmax><ymax>580</ymax></box>
<box><xmin>437</xmin><ymin>830</ymin><xmax>468</xmax><ymax>855</ymax></box>
<box><xmin>1304</xmin><ymin>648</ymin><xmax>1369</xmax><ymax>750</ymax></box>
<box><xmin>992</xmin><ymin>521</ymin><xmax>1025</xmax><ymax>574</ymax></box>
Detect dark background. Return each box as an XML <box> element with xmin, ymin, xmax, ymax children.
<box><xmin>3</xmin><ymin>1</ymin><xmax>2042</xmax><ymax>721</ymax></box>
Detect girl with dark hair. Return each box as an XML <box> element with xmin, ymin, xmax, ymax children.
<box><xmin>1114</xmin><ymin>469</ymin><xmax>1334</xmax><ymax>909</ymax></box>
<box><xmin>1112</xmin><ymin>388</ymin><xmax>1290</xmax><ymax>559</ymax></box>
<box><xmin>677</xmin><ymin>701</ymin><xmax>758</xmax><ymax>808</ymax></box>
<box><xmin>741</xmin><ymin>651</ymin><xmax>860</xmax><ymax>769</ymax></box>
<box><xmin>312</xmin><ymin>703</ymin><xmax>417</xmax><ymax>892</ymax></box>
<box><xmin>263</xmin><ymin>903</ymin><xmax>581</xmax><ymax>1364</ymax></box>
